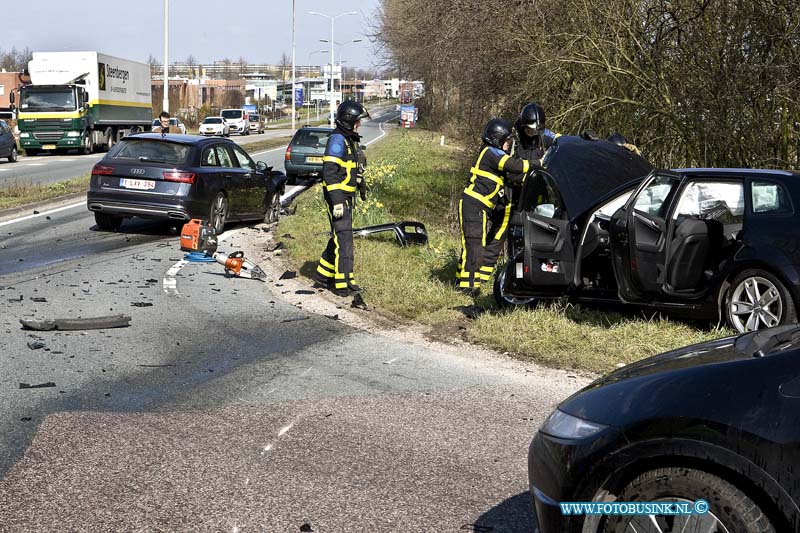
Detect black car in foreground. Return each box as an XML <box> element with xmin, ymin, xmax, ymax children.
<box><xmin>497</xmin><ymin>135</ymin><xmax>800</xmax><ymax>333</ymax></box>
<box><xmin>87</xmin><ymin>134</ymin><xmax>286</xmax><ymax>232</ymax></box>
<box><xmin>530</xmin><ymin>325</ymin><xmax>800</xmax><ymax>532</ymax></box>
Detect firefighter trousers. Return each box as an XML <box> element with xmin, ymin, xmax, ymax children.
<box><xmin>457</xmin><ymin>196</ymin><xmax>513</xmax><ymax>290</ymax></box>
<box><xmin>316</xmin><ymin>191</ymin><xmax>357</xmax><ymax>290</ymax></box>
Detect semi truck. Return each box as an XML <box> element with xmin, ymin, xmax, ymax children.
<box><xmin>17</xmin><ymin>51</ymin><xmax>152</xmax><ymax>156</ymax></box>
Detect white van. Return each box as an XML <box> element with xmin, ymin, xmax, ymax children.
<box><xmin>220</xmin><ymin>109</ymin><xmax>249</xmax><ymax>136</ymax></box>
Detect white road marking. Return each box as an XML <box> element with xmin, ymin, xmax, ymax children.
<box><xmin>0</xmin><ymin>200</ymin><xmax>86</xmax><ymax>227</ymax></box>
<box><xmin>161</xmin><ymin>228</ymin><xmax>235</xmax><ymax>296</ymax></box>
<box><xmin>23</xmin><ymin>163</ymin><xmax>46</xmax><ymax>167</ymax></box>
<box><xmin>300</xmin><ymin>367</ymin><xmax>313</xmax><ymax>377</ymax></box>
<box><xmin>0</xmin><ymin>168</ymin><xmax>9</xmax><ymax>172</ymax></box>
<box><xmin>384</xmin><ymin>357</ymin><xmax>400</xmax><ymax>365</ymax></box>
<box><xmin>278</xmin><ymin>423</ymin><xmax>293</xmax><ymax>437</ymax></box>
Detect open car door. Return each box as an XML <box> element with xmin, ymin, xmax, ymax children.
<box><xmin>610</xmin><ymin>170</ymin><xmax>683</xmax><ymax>302</ymax></box>
<box><xmin>509</xmin><ymin>171</ymin><xmax>578</xmax><ymax>294</ymax></box>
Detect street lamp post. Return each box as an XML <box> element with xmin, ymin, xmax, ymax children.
<box><xmin>163</xmin><ymin>0</ymin><xmax>169</xmax><ymax>114</ymax></box>
<box><xmin>307</xmin><ymin>49</ymin><xmax>328</xmax><ymax>125</ymax></box>
<box><xmin>308</xmin><ymin>10</ymin><xmax>358</xmax><ymax>128</ymax></box>
<box><xmin>319</xmin><ymin>39</ymin><xmax>361</xmax><ymax>105</ymax></box>
<box><xmin>291</xmin><ymin>0</ymin><xmax>296</xmax><ymax>135</ymax></box>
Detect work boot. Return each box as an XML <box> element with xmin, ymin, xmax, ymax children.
<box><xmin>312</xmin><ymin>271</ymin><xmax>333</xmax><ymax>288</ymax></box>
<box><xmin>346</xmin><ymin>281</ymin><xmax>362</xmax><ymax>293</ymax></box>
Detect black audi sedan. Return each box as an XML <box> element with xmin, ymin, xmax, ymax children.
<box><xmin>529</xmin><ymin>325</ymin><xmax>800</xmax><ymax>532</ymax></box>
<box><xmin>87</xmin><ymin>134</ymin><xmax>286</xmax><ymax>233</ymax></box>
<box><xmin>496</xmin><ymin>135</ymin><xmax>800</xmax><ymax>333</ymax></box>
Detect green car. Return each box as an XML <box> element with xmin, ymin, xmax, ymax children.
<box><xmin>283</xmin><ymin>126</ymin><xmax>333</xmax><ymax>184</ymax></box>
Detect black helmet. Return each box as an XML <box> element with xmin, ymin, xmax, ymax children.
<box><xmin>517</xmin><ymin>103</ymin><xmax>546</xmax><ymax>136</ymax></box>
<box><xmin>607</xmin><ymin>132</ymin><xmax>628</xmax><ymax>146</ymax></box>
<box><xmin>335</xmin><ymin>100</ymin><xmax>370</xmax><ymax>131</ymax></box>
<box><xmin>481</xmin><ymin>118</ymin><xmax>513</xmax><ymax>149</ymax></box>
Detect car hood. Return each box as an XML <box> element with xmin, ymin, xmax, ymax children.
<box><xmin>558</xmin><ymin>325</ymin><xmax>800</xmax><ymax>427</ymax></box>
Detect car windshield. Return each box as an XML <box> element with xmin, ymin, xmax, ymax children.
<box><xmin>111</xmin><ymin>140</ymin><xmax>191</xmax><ymax>165</ymax></box>
<box><xmin>221</xmin><ymin>110</ymin><xmax>242</xmax><ymax>119</ymax></box>
<box><xmin>292</xmin><ymin>130</ymin><xmax>332</xmax><ymax>148</ymax></box>
<box><xmin>20</xmin><ymin>89</ymin><xmax>77</xmax><ymax>112</ymax></box>
<box><xmin>203</xmin><ymin>118</ymin><xmax>222</xmax><ymax>124</ymax></box>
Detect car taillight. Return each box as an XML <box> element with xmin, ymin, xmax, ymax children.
<box><xmin>163</xmin><ymin>171</ymin><xmax>196</xmax><ymax>184</ymax></box>
<box><xmin>92</xmin><ymin>164</ymin><xmax>114</xmax><ymax>175</ymax></box>
<box><xmin>285</xmin><ymin>146</ymin><xmax>291</xmax><ymax>161</ymax></box>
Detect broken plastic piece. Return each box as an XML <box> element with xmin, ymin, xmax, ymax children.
<box><xmin>27</xmin><ymin>341</ymin><xmax>45</xmax><ymax>350</ymax></box>
<box><xmin>131</xmin><ymin>302</ymin><xmax>154</xmax><ymax>307</ymax></box>
<box><xmin>352</xmin><ymin>221</ymin><xmax>428</xmax><ymax>246</ymax></box>
<box><xmin>19</xmin><ymin>382</ymin><xmax>56</xmax><ymax>389</ymax></box>
<box><xmin>280</xmin><ymin>270</ymin><xmax>298</xmax><ymax>280</ymax></box>
<box><xmin>282</xmin><ymin>316</ymin><xmax>310</xmax><ymax>323</ymax></box>
<box><xmin>20</xmin><ymin>314</ymin><xmax>132</xmax><ymax>331</ymax></box>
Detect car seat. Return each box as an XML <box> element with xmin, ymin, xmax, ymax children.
<box><xmin>666</xmin><ymin>217</ymin><xmax>709</xmax><ymax>291</ymax></box>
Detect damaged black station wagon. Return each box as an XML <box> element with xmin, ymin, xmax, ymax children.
<box><xmin>496</xmin><ymin>136</ymin><xmax>800</xmax><ymax>334</ymax></box>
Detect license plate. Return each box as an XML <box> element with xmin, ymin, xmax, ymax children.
<box><xmin>306</xmin><ymin>156</ymin><xmax>323</xmax><ymax>163</ymax></box>
<box><xmin>42</xmin><ymin>144</ymin><xmax>56</xmax><ymax>150</ymax></box>
<box><xmin>120</xmin><ymin>178</ymin><xmax>156</xmax><ymax>190</ymax></box>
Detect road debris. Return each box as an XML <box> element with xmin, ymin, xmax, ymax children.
<box><xmin>26</xmin><ymin>341</ymin><xmax>46</xmax><ymax>350</ymax></box>
<box><xmin>353</xmin><ymin>221</ymin><xmax>429</xmax><ymax>246</ymax></box>
<box><xmin>325</xmin><ymin>314</ymin><xmax>340</xmax><ymax>320</ymax></box>
<box><xmin>454</xmin><ymin>305</ymin><xmax>485</xmax><ymax>319</ymax></box>
<box><xmin>351</xmin><ymin>293</ymin><xmax>368</xmax><ymax>310</ymax></box>
<box><xmin>269</xmin><ymin>242</ymin><xmax>286</xmax><ymax>252</ymax></box>
<box><xmin>20</xmin><ymin>314</ymin><xmax>132</xmax><ymax>331</ymax></box>
<box><xmin>282</xmin><ymin>316</ymin><xmax>310</xmax><ymax>323</ymax></box>
<box><xmin>130</xmin><ymin>302</ymin><xmax>154</xmax><ymax>307</ymax></box>
<box><xmin>19</xmin><ymin>382</ymin><xmax>56</xmax><ymax>389</ymax></box>
<box><xmin>30</xmin><ymin>297</ymin><xmax>47</xmax><ymax>303</ymax></box>
<box><xmin>279</xmin><ymin>270</ymin><xmax>297</xmax><ymax>280</ymax></box>
<box><xmin>295</xmin><ymin>290</ymin><xmax>314</xmax><ymax>295</ymax></box>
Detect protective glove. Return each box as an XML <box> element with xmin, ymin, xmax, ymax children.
<box><xmin>357</xmin><ymin>176</ymin><xmax>368</xmax><ymax>201</ymax></box>
<box><xmin>332</xmin><ymin>203</ymin><xmax>344</xmax><ymax>219</ymax></box>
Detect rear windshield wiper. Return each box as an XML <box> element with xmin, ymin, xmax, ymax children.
<box><xmin>138</xmin><ymin>156</ymin><xmax>168</xmax><ymax>163</ymax></box>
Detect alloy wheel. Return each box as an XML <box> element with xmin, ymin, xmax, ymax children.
<box><xmin>210</xmin><ymin>193</ymin><xmax>228</xmax><ymax>234</ymax></box>
<box><xmin>494</xmin><ymin>268</ymin><xmax>537</xmax><ymax>307</ymax></box>
<box><xmin>617</xmin><ymin>498</ymin><xmax>731</xmax><ymax>533</ymax></box>
<box><xmin>728</xmin><ymin>276</ymin><xmax>783</xmax><ymax>332</ymax></box>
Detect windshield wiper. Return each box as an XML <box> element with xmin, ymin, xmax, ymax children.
<box><xmin>138</xmin><ymin>156</ymin><xmax>168</xmax><ymax>163</ymax></box>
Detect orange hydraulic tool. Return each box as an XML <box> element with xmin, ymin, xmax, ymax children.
<box><xmin>212</xmin><ymin>251</ymin><xmax>267</xmax><ymax>281</ymax></box>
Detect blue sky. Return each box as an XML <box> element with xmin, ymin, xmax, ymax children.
<box><xmin>4</xmin><ymin>0</ymin><xmax>383</xmax><ymax>69</ymax></box>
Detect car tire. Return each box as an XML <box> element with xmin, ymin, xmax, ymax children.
<box><xmin>493</xmin><ymin>266</ymin><xmax>537</xmax><ymax>308</ymax></box>
<box><xmin>94</xmin><ymin>212</ymin><xmax>123</xmax><ymax>232</ymax></box>
<box><xmin>103</xmin><ymin>128</ymin><xmax>115</xmax><ymax>152</ymax></box>
<box><xmin>83</xmin><ymin>133</ymin><xmax>94</xmax><ymax>155</ymax></box>
<box><xmin>263</xmin><ymin>191</ymin><xmax>281</xmax><ymax>224</ymax></box>
<box><xmin>603</xmin><ymin>467</ymin><xmax>775</xmax><ymax>533</ymax></box>
<box><xmin>724</xmin><ymin>269</ymin><xmax>797</xmax><ymax>333</ymax></box>
<box><xmin>209</xmin><ymin>192</ymin><xmax>229</xmax><ymax>234</ymax></box>
<box><xmin>25</xmin><ymin>149</ymin><xmax>38</xmax><ymax>157</ymax></box>
<box><xmin>8</xmin><ymin>146</ymin><xmax>18</xmax><ymax>163</ymax></box>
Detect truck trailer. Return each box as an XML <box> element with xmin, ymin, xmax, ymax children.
<box><xmin>17</xmin><ymin>51</ymin><xmax>152</xmax><ymax>156</ymax></box>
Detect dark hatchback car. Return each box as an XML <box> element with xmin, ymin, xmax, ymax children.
<box><xmin>0</xmin><ymin>119</ymin><xmax>18</xmax><ymax>162</ymax></box>
<box><xmin>496</xmin><ymin>136</ymin><xmax>800</xmax><ymax>333</ymax></box>
<box><xmin>283</xmin><ymin>125</ymin><xmax>333</xmax><ymax>183</ymax></box>
<box><xmin>530</xmin><ymin>325</ymin><xmax>800</xmax><ymax>532</ymax></box>
<box><xmin>87</xmin><ymin>134</ymin><xmax>286</xmax><ymax>232</ymax></box>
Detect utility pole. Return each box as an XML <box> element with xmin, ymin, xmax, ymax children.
<box><xmin>291</xmin><ymin>0</ymin><xmax>296</xmax><ymax>134</ymax></box>
<box><xmin>162</xmin><ymin>0</ymin><xmax>169</xmax><ymax>114</ymax></box>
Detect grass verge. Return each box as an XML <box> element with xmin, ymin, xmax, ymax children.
<box><xmin>277</xmin><ymin>128</ymin><xmax>730</xmax><ymax>374</ymax></box>
<box><xmin>0</xmin><ymin>173</ymin><xmax>90</xmax><ymax>211</ymax></box>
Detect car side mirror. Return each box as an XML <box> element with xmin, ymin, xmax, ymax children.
<box><xmin>256</xmin><ymin>161</ymin><xmax>268</xmax><ymax>172</ymax></box>
<box><xmin>534</xmin><ymin>203</ymin><xmax>556</xmax><ymax>218</ymax></box>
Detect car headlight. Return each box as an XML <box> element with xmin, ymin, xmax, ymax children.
<box><xmin>19</xmin><ymin>132</ymin><xmax>30</xmax><ymax>138</ymax></box>
<box><xmin>66</xmin><ymin>131</ymin><xmax>82</xmax><ymax>137</ymax></box>
<box><xmin>540</xmin><ymin>409</ymin><xmax>607</xmax><ymax>439</ymax></box>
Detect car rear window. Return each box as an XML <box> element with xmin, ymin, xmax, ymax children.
<box><xmin>111</xmin><ymin>139</ymin><xmax>191</xmax><ymax>165</ymax></box>
<box><xmin>291</xmin><ymin>130</ymin><xmax>332</xmax><ymax>148</ymax></box>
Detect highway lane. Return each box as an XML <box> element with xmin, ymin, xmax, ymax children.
<box><xmin>0</xmin><ymin>128</ymin><xmax>292</xmax><ymax>189</ymax></box>
<box><xmin>0</xmin><ymin>110</ymin><xmax>397</xmax><ymax>277</ymax></box>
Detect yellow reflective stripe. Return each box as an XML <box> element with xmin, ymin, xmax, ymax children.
<box><xmin>481</xmin><ymin>211</ymin><xmax>487</xmax><ymax>247</ymax></box>
<box><xmin>319</xmin><ymin>257</ymin><xmax>335</xmax><ymax>270</ymax></box>
<box><xmin>470</xmin><ymin>167</ymin><xmax>503</xmax><ymax>184</ymax></box>
<box><xmin>316</xmin><ymin>264</ymin><xmax>335</xmax><ymax>278</ymax></box>
<box><xmin>326</xmin><ymin>182</ymin><xmax>358</xmax><ymax>193</ymax></box>
<box><xmin>464</xmin><ymin>188</ymin><xmax>494</xmax><ymax>209</ymax></box>
<box><xmin>479</xmin><ymin>266</ymin><xmax>494</xmax><ymax>273</ymax></box>
<box><xmin>323</xmin><ymin>155</ymin><xmax>358</xmax><ymax>168</ymax></box>
<box><xmin>522</xmin><ymin>160</ymin><xmax>530</xmax><ymax>174</ymax></box>
<box><xmin>498</xmin><ymin>154</ymin><xmax>510</xmax><ymax>172</ymax></box>
<box><xmin>553</xmin><ymin>133</ymin><xmax>562</xmax><ymax>139</ymax></box>
<box><xmin>458</xmin><ymin>199</ymin><xmax>467</xmax><ymax>277</ymax></box>
<box><xmin>494</xmin><ymin>203</ymin><xmax>512</xmax><ymax>241</ymax></box>
<box><xmin>335</xmin><ymin>281</ymin><xmax>349</xmax><ymax>289</ymax></box>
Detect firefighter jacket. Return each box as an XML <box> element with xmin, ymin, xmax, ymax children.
<box><xmin>513</xmin><ymin>127</ymin><xmax>559</xmax><ymax>163</ymax></box>
<box><xmin>462</xmin><ymin>144</ymin><xmax>538</xmax><ymax>210</ymax></box>
<box><xmin>322</xmin><ymin>127</ymin><xmax>362</xmax><ymax>205</ymax></box>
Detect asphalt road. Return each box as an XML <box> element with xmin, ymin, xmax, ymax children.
<box><xmin>0</xmin><ymin>109</ymin><xmax>586</xmax><ymax>532</ymax></box>
<box><xmin>0</xmin><ymin>128</ymin><xmax>292</xmax><ymax>189</ymax></box>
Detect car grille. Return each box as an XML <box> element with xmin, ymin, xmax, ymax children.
<box><xmin>33</xmin><ymin>131</ymin><xmax>64</xmax><ymax>141</ymax></box>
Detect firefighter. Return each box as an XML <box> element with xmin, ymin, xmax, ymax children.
<box><xmin>513</xmin><ymin>102</ymin><xmax>559</xmax><ymax>163</ymax></box>
<box><xmin>313</xmin><ymin>100</ymin><xmax>370</xmax><ymax>295</ymax></box>
<box><xmin>457</xmin><ymin>118</ymin><xmax>540</xmax><ymax>295</ymax></box>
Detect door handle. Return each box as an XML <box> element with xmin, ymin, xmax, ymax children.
<box><xmin>531</xmin><ymin>217</ymin><xmax>559</xmax><ymax>233</ymax></box>
<box><xmin>633</xmin><ymin>212</ymin><xmax>660</xmax><ymax>232</ymax></box>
